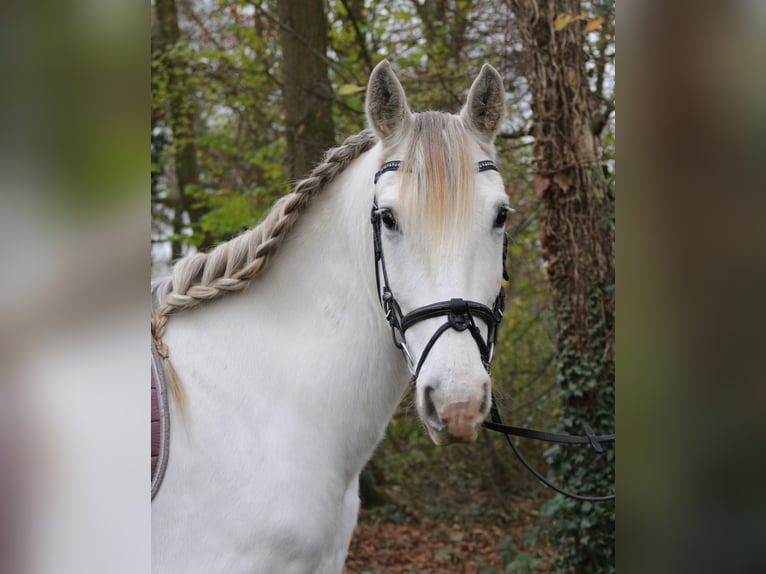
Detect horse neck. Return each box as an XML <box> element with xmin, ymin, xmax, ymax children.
<box><xmin>249</xmin><ymin>143</ymin><xmax>408</xmax><ymax>472</ymax></box>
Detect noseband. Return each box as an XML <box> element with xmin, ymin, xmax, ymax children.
<box><xmin>370</xmin><ymin>159</ymin><xmax>507</xmax><ymax>379</ymax></box>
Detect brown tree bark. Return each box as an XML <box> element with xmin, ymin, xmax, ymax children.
<box><xmin>277</xmin><ymin>0</ymin><xmax>335</xmax><ymax>181</ymax></box>
<box><xmin>512</xmin><ymin>0</ymin><xmax>615</xmax><ymax>571</ymax></box>
<box><xmin>516</xmin><ymin>3</ymin><xmax>614</xmax><ymax>324</ymax></box>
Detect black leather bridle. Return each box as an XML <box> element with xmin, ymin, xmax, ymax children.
<box><xmin>371</xmin><ymin>159</ymin><xmax>506</xmax><ymax>379</ymax></box>
<box><xmin>371</xmin><ymin>159</ymin><xmax>615</xmax><ymax>502</ymax></box>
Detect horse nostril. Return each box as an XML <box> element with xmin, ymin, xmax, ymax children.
<box><xmin>481</xmin><ymin>381</ymin><xmax>491</xmax><ymax>414</ymax></box>
<box><xmin>422</xmin><ymin>384</ymin><xmax>444</xmax><ymax>431</ymax></box>
<box><xmin>423</xmin><ymin>384</ymin><xmax>436</xmax><ymax>417</ymax></box>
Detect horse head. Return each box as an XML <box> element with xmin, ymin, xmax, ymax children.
<box><xmin>366</xmin><ymin>61</ymin><xmax>508</xmax><ymax>446</ymax></box>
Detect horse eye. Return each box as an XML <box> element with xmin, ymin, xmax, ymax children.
<box><xmin>381</xmin><ymin>210</ymin><xmax>399</xmax><ymax>232</ymax></box>
<box><xmin>494</xmin><ymin>208</ymin><xmax>509</xmax><ymax>228</ymax></box>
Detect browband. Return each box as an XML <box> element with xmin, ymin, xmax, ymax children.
<box><xmin>374</xmin><ymin>159</ymin><xmax>499</xmax><ymax>185</ymax></box>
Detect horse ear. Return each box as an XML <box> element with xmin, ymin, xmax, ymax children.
<box><xmin>461</xmin><ymin>64</ymin><xmax>505</xmax><ymax>142</ymax></box>
<box><xmin>366</xmin><ymin>60</ymin><xmax>412</xmax><ymax>142</ymax></box>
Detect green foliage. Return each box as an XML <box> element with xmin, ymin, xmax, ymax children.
<box><xmin>543</xmin><ymin>340</ymin><xmax>615</xmax><ymax>570</ymax></box>
<box><xmin>591</xmin><ymin>0</ymin><xmax>616</xmax><ymax>18</ymax></box>
<box><xmin>152</xmin><ymin>1</ymin><xmax>288</xmax><ymax>251</ymax></box>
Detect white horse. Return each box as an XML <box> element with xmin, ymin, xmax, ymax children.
<box><xmin>151</xmin><ymin>60</ymin><xmax>509</xmax><ymax>573</ymax></box>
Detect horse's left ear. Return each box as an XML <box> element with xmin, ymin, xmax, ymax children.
<box><xmin>461</xmin><ymin>64</ymin><xmax>505</xmax><ymax>142</ymax></box>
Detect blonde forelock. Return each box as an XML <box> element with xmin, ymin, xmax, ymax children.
<box><xmin>398</xmin><ymin>112</ymin><xmax>475</xmax><ymax>255</ymax></box>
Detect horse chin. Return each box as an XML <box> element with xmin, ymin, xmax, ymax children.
<box><xmin>425</xmin><ymin>425</ymin><xmax>479</xmax><ymax>446</ymax></box>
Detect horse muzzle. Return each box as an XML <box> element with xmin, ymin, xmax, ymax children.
<box><xmin>420</xmin><ymin>385</ymin><xmax>490</xmax><ymax>446</ymax></box>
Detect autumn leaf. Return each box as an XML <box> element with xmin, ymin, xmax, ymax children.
<box><xmin>433</xmin><ymin>547</ymin><xmax>451</xmax><ymax>560</ymax></box>
<box><xmin>553</xmin><ymin>14</ymin><xmax>574</xmax><ymax>31</ymax></box>
<box><xmin>553</xmin><ymin>13</ymin><xmax>586</xmax><ymax>31</ymax></box>
<box><xmin>337</xmin><ymin>83</ymin><xmax>366</xmax><ymax>96</ymax></box>
<box><xmin>585</xmin><ymin>16</ymin><xmax>604</xmax><ymax>32</ymax></box>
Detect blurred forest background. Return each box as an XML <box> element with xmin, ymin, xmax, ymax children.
<box><xmin>151</xmin><ymin>0</ymin><xmax>614</xmax><ymax>572</ymax></box>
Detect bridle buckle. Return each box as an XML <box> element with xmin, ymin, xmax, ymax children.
<box><xmin>447</xmin><ymin>298</ymin><xmax>472</xmax><ymax>332</ymax></box>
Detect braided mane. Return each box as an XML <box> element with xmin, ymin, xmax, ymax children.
<box><xmin>151</xmin><ymin>129</ymin><xmax>378</xmax><ymax>411</ymax></box>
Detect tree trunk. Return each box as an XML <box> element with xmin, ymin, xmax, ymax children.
<box><xmin>154</xmin><ymin>0</ymin><xmax>212</xmax><ymax>256</ymax></box>
<box><xmin>277</xmin><ymin>0</ymin><xmax>335</xmax><ymax>180</ymax></box>
<box><xmin>513</xmin><ymin>1</ymin><xmax>615</xmax><ymax>572</ymax></box>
